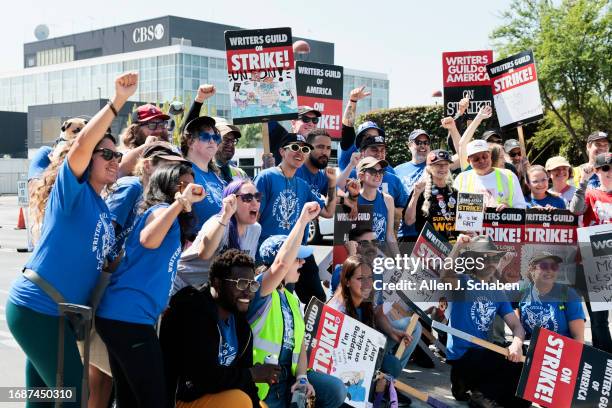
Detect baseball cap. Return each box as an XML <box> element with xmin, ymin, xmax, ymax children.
<box><xmin>545</xmin><ymin>156</ymin><xmax>571</xmax><ymax>171</ymax></box>
<box><xmin>360</xmin><ymin>135</ymin><xmax>386</xmax><ymax>150</ymax></box>
<box><xmin>357</xmin><ymin>156</ymin><xmax>388</xmax><ymax>173</ymax></box>
<box><xmin>356</xmin><ymin>121</ymin><xmax>385</xmax><ymax>148</ymax></box>
<box><xmin>459</xmin><ymin>235</ymin><xmax>504</xmax><ymax>256</ymax></box>
<box><xmin>184</xmin><ymin>116</ymin><xmax>216</xmax><ymax>134</ymax></box>
<box><xmin>279</xmin><ymin>133</ymin><xmax>314</xmax><ymax>149</ymax></box>
<box><xmin>594</xmin><ymin>152</ymin><xmax>612</xmax><ymax>169</ymax></box>
<box><xmin>408</xmin><ymin>129</ymin><xmax>430</xmax><ymax>142</ymax></box>
<box><xmin>259</xmin><ymin>235</ymin><xmax>313</xmax><ymax>265</ymax></box>
<box><xmin>529</xmin><ymin>251</ymin><xmax>562</xmax><ymax>266</ymax></box>
<box><xmin>427</xmin><ymin>149</ymin><xmax>453</xmax><ymax>165</ymax></box>
<box><xmin>142</xmin><ymin>141</ymin><xmax>188</xmax><ymax>162</ymax></box>
<box><xmin>298</xmin><ymin>106</ymin><xmax>321</xmax><ymax>117</ymax></box>
<box><xmin>503</xmin><ymin>139</ymin><xmax>521</xmax><ymax>153</ymax></box>
<box><xmin>466</xmin><ymin>140</ymin><xmax>490</xmax><ymax>157</ymax></box>
<box><xmin>131</xmin><ymin>104</ymin><xmax>170</xmax><ymax>123</ymax></box>
<box><xmin>217</xmin><ymin>123</ymin><xmax>241</xmax><ymax>139</ymax></box>
<box><xmin>587</xmin><ymin>131</ymin><xmax>609</xmax><ymax>143</ymax></box>
<box><xmin>482</xmin><ymin>130</ymin><xmax>502</xmax><ymax>142</ymax></box>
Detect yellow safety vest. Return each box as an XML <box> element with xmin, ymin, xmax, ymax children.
<box><xmin>249</xmin><ymin>288</ymin><xmax>305</xmax><ymax>400</ymax></box>
<box><xmin>459</xmin><ymin>168</ymin><xmax>515</xmax><ymax>207</ymax></box>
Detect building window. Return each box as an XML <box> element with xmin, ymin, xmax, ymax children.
<box><xmin>36</xmin><ymin>46</ymin><xmax>75</xmax><ymax>67</ymax></box>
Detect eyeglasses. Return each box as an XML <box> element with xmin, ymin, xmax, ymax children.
<box><xmin>141</xmin><ymin>121</ymin><xmax>168</xmax><ymax>130</ymax></box>
<box><xmin>357</xmin><ymin>239</ymin><xmax>379</xmax><ymax>246</ymax></box>
<box><xmin>197</xmin><ymin>131</ymin><xmax>222</xmax><ymax>144</ymax></box>
<box><xmin>285</xmin><ymin>143</ymin><xmax>311</xmax><ymax>154</ymax></box>
<box><xmin>488</xmin><ymin>138</ymin><xmax>503</xmax><ymax>145</ymax></box>
<box><xmin>236</xmin><ymin>192</ymin><xmax>263</xmax><ymax>203</ymax></box>
<box><xmin>363</xmin><ymin>168</ymin><xmax>385</xmax><ymax>177</ymax></box>
<box><xmin>221</xmin><ymin>137</ymin><xmax>239</xmax><ymax>146</ymax></box>
<box><xmin>600</xmin><ymin>165</ymin><xmax>611</xmax><ymax>172</ymax></box>
<box><xmin>413</xmin><ymin>140</ymin><xmax>430</xmax><ymax>146</ymax></box>
<box><xmin>224</xmin><ymin>278</ymin><xmax>261</xmax><ymax>293</ymax></box>
<box><xmin>94</xmin><ymin>148</ymin><xmax>123</xmax><ymax>162</ymax></box>
<box><xmin>300</xmin><ymin>116</ymin><xmax>319</xmax><ymax>124</ymax></box>
<box><xmin>509</xmin><ymin>151</ymin><xmax>522</xmax><ymax>158</ymax></box>
<box><xmin>470</xmin><ymin>153</ymin><xmax>490</xmax><ymax>163</ymax></box>
<box><xmin>537</xmin><ymin>261</ymin><xmax>560</xmax><ymax>271</ymax></box>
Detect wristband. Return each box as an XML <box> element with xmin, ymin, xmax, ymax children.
<box><xmin>296</xmin><ymin>374</ymin><xmax>308</xmax><ymax>382</ymax></box>
<box><xmin>350</xmin><ymin>99</ymin><xmax>357</xmax><ymax>103</ymax></box>
<box><xmin>107</xmin><ymin>100</ymin><xmax>118</xmax><ymax>117</ymax></box>
<box><xmin>218</xmin><ymin>219</ymin><xmax>228</xmax><ymax>227</ymax></box>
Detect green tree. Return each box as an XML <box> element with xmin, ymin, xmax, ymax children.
<box><xmin>491</xmin><ymin>0</ymin><xmax>611</xmax><ymax>164</ymax></box>
<box><xmin>236</xmin><ymin>123</ymin><xmax>263</xmax><ymax>148</ymax></box>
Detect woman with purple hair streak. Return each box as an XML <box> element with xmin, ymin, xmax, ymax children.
<box><xmin>172</xmin><ymin>178</ymin><xmax>262</xmax><ymax>293</ymax></box>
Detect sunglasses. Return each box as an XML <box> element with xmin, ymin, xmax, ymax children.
<box><xmin>236</xmin><ymin>192</ymin><xmax>263</xmax><ymax>203</ymax></box>
<box><xmin>599</xmin><ymin>165</ymin><xmax>611</xmax><ymax>172</ymax></box>
<box><xmin>221</xmin><ymin>137</ymin><xmax>239</xmax><ymax>146</ymax></box>
<box><xmin>413</xmin><ymin>140</ymin><xmax>430</xmax><ymax>146</ymax></box>
<box><xmin>509</xmin><ymin>151</ymin><xmax>522</xmax><ymax>158</ymax></box>
<box><xmin>285</xmin><ymin>143</ymin><xmax>311</xmax><ymax>154</ymax></box>
<box><xmin>224</xmin><ymin>278</ymin><xmax>260</xmax><ymax>293</ymax></box>
<box><xmin>197</xmin><ymin>131</ymin><xmax>222</xmax><ymax>144</ymax></box>
<box><xmin>357</xmin><ymin>239</ymin><xmax>379</xmax><ymax>246</ymax></box>
<box><xmin>538</xmin><ymin>261</ymin><xmax>560</xmax><ymax>271</ymax></box>
<box><xmin>142</xmin><ymin>121</ymin><xmax>168</xmax><ymax>130</ymax></box>
<box><xmin>94</xmin><ymin>148</ymin><xmax>123</xmax><ymax>162</ymax></box>
<box><xmin>488</xmin><ymin>138</ymin><xmax>503</xmax><ymax>144</ymax></box>
<box><xmin>300</xmin><ymin>116</ymin><xmax>319</xmax><ymax>124</ymax></box>
<box><xmin>363</xmin><ymin>168</ymin><xmax>385</xmax><ymax>177</ymax></box>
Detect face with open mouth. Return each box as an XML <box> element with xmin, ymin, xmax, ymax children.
<box><xmin>281</xmin><ymin>144</ymin><xmax>307</xmax><ymax>169</ymax></box>
<box><xmin>234</xmin><ymin>183</ymin><xmax>260</xmax><ymax>225</ymax></box>
<box><xmin>410</xmin><ymin>135</ymin><xmax>431</xmax><ymax>162</ymax></box>
<box><xmin>219</xmin><ymin>265</ymin><xmax>257</xmax><ymax>314</ymax></box>
<box><xmin>285</xmin><ymin>258</ymin><xmax>306</xmax><ymax>284</ymax></box>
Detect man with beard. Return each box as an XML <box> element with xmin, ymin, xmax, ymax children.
<box><xmin>295</xmin><ymin>129</ymin><xmax>333</xmax><ymax>198</ymax></box>
<box><xmin>122</xmin><ymin>103</ymin><xmax>171</xmax><ymax>148</ymax></box>
<box><xmin>215</xmin><ymin>122</ymin><xmax>248</xmax><ymax>184</ymax></box>
<box><xmin>573</xmin><ymin>131</ymin><xmax>610</xmax><ymax>189</ymax></box>
<box><xmin>160</xmin><ymin>249</ymin><xmax>280</xmax><ymax>408</ymax></box>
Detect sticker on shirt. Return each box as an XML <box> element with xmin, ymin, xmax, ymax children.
<box><xmin>92</xmin><ymin>212</ymin><xmax>116</xmax><ymax>272</ymax></box>
<box><xmin>522</xmin><ymin>304</ymin><xmax>558</xmax><ymax>333</ymax></box>
<box><xmin>205</xmin><ymin>181</ymin><xmax>224</xmax><ymax>206</ymax></box>
<box><xmin>273</xmin><ymin>190</ymin><xmax>299</xmax><ymax>230</ymax></box>
<box><xmin>218</xmin><ymin>341</ymin><xmax>237</xmax><ymax>366</ymax></box>
<box><xmin>470</xmin><ymin>296</ymin><xmax>497</xmax><ymax>332</ymax></box>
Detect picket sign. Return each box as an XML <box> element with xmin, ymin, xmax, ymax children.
<box><xmin>262</xmin><ymin>122</ymin><xmax>270</xmax><ymax>154</ymax></box>
<box><xmin>395</xmin><ymin>314</ymin><xmax>419</xmax><ymax>359</ymax></box>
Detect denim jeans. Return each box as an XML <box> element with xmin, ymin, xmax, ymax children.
<box><xmin>385</xmin><ymin>316</ymin><xmax>422</xmax><ymax>369</ymax></box>
<box><xmin>264</xmin><ymin>365</ymin><xmax>347</xmax><ymax>408</ymax></box>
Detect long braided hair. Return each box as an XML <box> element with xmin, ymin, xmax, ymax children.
<box><xmin>421</xmin><ymin>165</ymin><xmax>454</xmax><ymax>218</ymax></box>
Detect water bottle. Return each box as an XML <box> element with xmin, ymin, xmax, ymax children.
<box><xmin>290</xmin><ymin>377</ymin><xmax>307</xmax><ymax>408</ymax></box>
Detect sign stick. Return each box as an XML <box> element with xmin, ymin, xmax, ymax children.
<box><xmin>262</xmin><ymin>122</ymin><xmax>270</xmax><ymax>154</ymax></box>
<box><xmin>394</xmin><ymin>380</ymin><xmax>450</xmax><ymax>408</ymax></box>
<box><xmin>395</xmin><ymin>314</ymin><xmax>419</xmax><ymax>358</ymax></box>
<box><xmin>517</xmin><ymin>125</ymin><xmax>527</xmax><ymax>159</ymax></box>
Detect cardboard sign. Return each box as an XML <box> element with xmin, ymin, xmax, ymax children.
<box><xmin>442</xmin><ymin>50</ymin><xmax>494</xmax><ymax>119</ymax></box>
<box><xmin>224</xmin><ymin>27</ymin><xmax>298</xmax><ymax>124</ymax></box>
<box><xmin>332</xmin><ymin>204</ymin><xmax>373</xmax><ymax>268</ymax></box>
<box><xmin>486</xmin><ymin>50</ymin><xmax>544</xmax><ymax>130</ymax></box>
<box><xmin>455</xmin><ymin>192</ymin><xmax>485</xmax><ymax>232</ymax></box>
<box><xmin>522</xmin><ymin>209</ymin><xmax>578</xmax><ymax>286</ymax></box>
<box><xmin>296</xmin><ymin>61</ymin><xmax>344</xmax><ymax>138</ymax></box>
<box><xmin>578</xmin><ymin>224</ymin><xmax>612</xmax><ymax>311</ymax></box>
<box><xmin>517</xmin><ymin>327</ymin><xmax>612</xmax><ymax>408</ymax></box>
<box><xmin>483</xmin><ymin>208</ymin><xmax>525</xmax><ymax>284</ymax></box>
<box><xmin>17</xmin><ymin>180</ymin><xmax>28</xmax><ymax>207</ymax></box>
<box><xmin>304</xmin><ymin>298</ymin><xmax>387</xmax><ymax>408</ymax></box>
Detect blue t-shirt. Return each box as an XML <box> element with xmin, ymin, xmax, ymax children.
<box><xmin>28</xmin><ymin>146</ymin><xmax>53</xmax><ymax>180</ymax></box>
<box><xmin>519</xmin><ymin>284</ymin><xmax>585</xmax><ymax>338</ymax></box>
<box><xmin>348</xmin><ymin>169</ymin><xmax>407</xmax><ymax>209</ymax></box>
<box><xmin>295</xmin><ymin>166</ymin><xmax>329</xmax><ymax>198</ymax></box>
<box><xmin>106</xmin><ymin>176</ymin><xmax>143</xmax><ymax>251</ymax></box>
<box><xmin>248</xmin><ymin>275</ymin><xmax>295</xmax><ymax>366</ymax></box>
<box><xmin>254</xmin><ymin>167</ymin><xmax>324</xmax><ymax>245</ymax></box>
<box><xmin>217</xmin><ymin>314</ymin><xmax>238</xmax><ymax>366</ymax></box>
<box><xmin>191</xmin><ymin>164</ymin><xmax>226</xmax><ymax>233</ymax></box>
<box><xmin>395</xmin><ymin>161</ymin><xmax>426</xmax><ymax>238</ymax></box>
<box><xmin>446</xmin><ymin>274</ymin><xmax>513</xmax><ymax>360</ymax></box>
<box><xmin>9</xmin><ymin>160</ymin><xmax>116</xmax><ymax>316</ymax></box>
<box><xmin>96</xmin><ymin>203</ymin><xmax>182</xmax><ymax>325</ymax></box>
<box><xmin>358</xmin><ymin>191</ymin><xmax>388</xmax><ymax>242</ymax></box>
<box><xmin>526</xmin><ymin>194</ymin><xmax>567</xmax><ymax>209</ymax></box>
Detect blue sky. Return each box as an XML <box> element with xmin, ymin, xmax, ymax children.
<box><xmin>3</xmin><ymin>0</ymin><xmax>513</xmax><ymax>107</ymax></box>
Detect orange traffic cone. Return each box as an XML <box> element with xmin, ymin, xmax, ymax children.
<box><xmin>16</xmin><ymin>208</ymin><xmax>26</xmax><ymax>230</ymax></box>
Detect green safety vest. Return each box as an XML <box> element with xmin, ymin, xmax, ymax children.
<box><xmin>250</xmin><ymin>288</ymin><xmax>305</xmax><ymax>400</ymax></box>
<box><xmin>459</xmin><ymin>168</ymin><xmax>515</xmax><ymax>207</ymax></box>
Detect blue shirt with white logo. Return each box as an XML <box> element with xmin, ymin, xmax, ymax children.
<box><xmin>96</xmin><ymin>203</ymin><xmax>182</xmax><ymax>325</ymax></box>
<box><xmin>358</xmin><ymin>191</ymin><xmax>388</xmax><ymax>242</ymax></box>
<box><xmin>191</xmin><ymin>164</ymin><xmax>226</xmax><ymax>233</ymax></box>
<box><xmin>254</xmin><ymin>167</ymin><xmax>324</xmax><ymax>245</ymax></box>
<box><xmin>395</xmin><ymin>161</ymin><xmax>427</xmax><ymax>238</ymax></box>
<box><xmin>348</xmin><ymin>169</ymin><xmax>407</xmax><ymax>210</ymax></box>
<box><xmin>446</xmin><ymin>275</ymin><xmax>513</xmax><ymax>360</ymax></box>
<box><xmin>9</xmin><ymin>160</ymin><xmax>116</xmax><ymax>316</ymax></box>
<box><xmin>217</xmin><ymin>314</ymin><xmax>238</xmax><ymax>366</ymax></box>
<box><xmin>525</xmin><ymin>194</ymin><xmax>567</xmax><ymax>209</ymax></box>
<box><xmin>106</xmin><ymin>176</ymin><xmax>143</xmax><ymax>251</ymax></box>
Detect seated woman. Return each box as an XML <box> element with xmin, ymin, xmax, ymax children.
<box><xmin>173</xmin><ymin>178</ymin><xmax>262</xmax><ymax>293</ymax></box>
<box><xmin>519</xmin><ymin>252</ymin><xmax>585</xmax><ymax>341</ymax></box>
<box><xmin>248</xmin><ymin>202</ymin><xmax>347</xmax><ymax>408</ymax></box>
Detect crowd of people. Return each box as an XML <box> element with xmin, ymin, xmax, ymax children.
<box><xmin>6</xmin><ymin>70</ymin><xmax>611</xmax><ymax>408</ymax></box>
